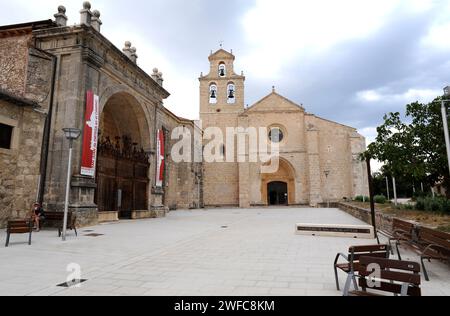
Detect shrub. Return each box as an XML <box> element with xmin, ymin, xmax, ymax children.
<box><xmin>355</xmin><ymin>196</ymin><xmax>370</xmax><ymax>202</ymax></box>
<box><xmin>403</xmin><ymin>204</ymin><xmax>414</xmax><ymax>210</ymax></box>
<box><xmin>416</xmin><ymin>198</ymin><xmax>425</xmax><ymax>211</ymax></box>
<box><xmin>374</xmin><ymin>195</ymin><xmax>387</xmax><ymax>204</ymax></box>
<box><xmin>415</xmin><ymin>197</ymin><xmax>450</xmax><ymax>214</ymax></box>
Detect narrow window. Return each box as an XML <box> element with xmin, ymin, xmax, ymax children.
<box><xmin>227</xmin><ymin>83</ymin><xmax>236</xmax><ymax>104</ymax></box>
<box><xmin>209</xmin><ymin>84</ymin><xmax>217</xmax><ymax>104</ymax></box>
<box><xmin>0</xmin><ymin>123</ymin><xmax>13</xmax><ymax>149</ymax></box>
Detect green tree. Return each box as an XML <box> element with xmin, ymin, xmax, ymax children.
<box><xmin>368</xmin><ymin>96</ymin><xmax>450</xmax><ymax>197</ymax></box>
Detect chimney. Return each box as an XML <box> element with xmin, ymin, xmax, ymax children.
<box><xmin>123</xmin><ymin>41</ymin><xmax>133</xmax><ymax>59</ymax></box>
<box><xmin>80</xmin><ymin>1</ymin><xmax>93</xmax><ymax>26</ymax></box>
<box><xmin>54</xmin><ymin>5</ymin><xmax>68</xmax><ymax>27</ymax></box>
<box><xmin>91</xmin><ymin>10</ymin><xmax>102</xmax><ymax>32</ymax></box>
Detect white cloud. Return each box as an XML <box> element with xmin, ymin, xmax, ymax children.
<box><xmin>240</xmin><ymin>0</ymin><xmax>402</xmax><ymax>78</ymax></box>
<box><xmin>357</xmin><ymin>88</ymin><xmax>441</xmax><ymax>104</ymax></box>
<box><xmin>357</xmin><ymin>91</ymin><xmax>382</xmax><ymax>102</ymax></box>
<box><xmin>421</xmin><ymin>1</ymin><xmax>450</xmax><ymax>50</ymax></box>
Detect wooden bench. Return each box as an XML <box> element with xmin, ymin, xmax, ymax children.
<box><xmin>5</xmin><ymin>220</ymin><xmax>33</xmax><ymax>247</ymax></box>
<box><xmin>344</xmin><ymin>256</ymin><xmax>422</xmax><ymax>296</ymax></box>
<box><xmin>41</xmin><ymin>212</ymin><xmax>78</xmax><ymax>237</ymax></box>
<box><xmin>388</xmin><ymin>219</ymin><xmax>420</xmax><ymax>260</ymax></box>
<box><xmin>416</xmin><ymin>227</ymin><xmax>450</xmax><ymax>281</ymax></box>
<box><xmin>334</xmin><ymin>244</ymin><xmax>390</xmax><ymax>291</ymax></box>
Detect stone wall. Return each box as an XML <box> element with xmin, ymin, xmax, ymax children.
<box><xmin>335</xmin><ymin>202</ymin><xmax>394</xmax><ymax>233</ymax></box>
<box><xmin>0</xmin><ymin>100</ymin><xmax>46</xmax><ymax>228</ymax></box>
<box><xmin>0</xmin><ymin>34</ymin><xmax>30</xmax><ymax>97</ymax></box>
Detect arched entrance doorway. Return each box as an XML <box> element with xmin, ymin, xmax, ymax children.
<box><xmin>261</xmin><ymin>158</ymin><xmax>296</xmax><ymax>206</ymax></box>
<box><xmin>95</xmin><ymin>92</ymin><xmax>151</xmax><ymax>219</ymax></box>
<box><xmin>268</xmin><ymin>181</ymin><xmax>288</xmax><ymax>205</ymax></box>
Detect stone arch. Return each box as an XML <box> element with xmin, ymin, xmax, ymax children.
<box><xmin>261</xmin><ymin>158</ymin><xmax>296</xmax><ymax>205</ymax></box>
<box><xmin>95</xmin><ymin>89</ymin><xmax>153</xmax><ymax>218</ymax></box>
<box><xmin>98</xmin><ymin>87</ymin><xmax>152</xmax><ymax>151</ymax></box>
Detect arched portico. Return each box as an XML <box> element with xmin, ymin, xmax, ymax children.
<box><xmin>261</xmin><ymin>158</ymin><xmax>296</xmax><ymax>206</ymax></box>
<box><xmin>95</xmin><ymin>92</ymin><xmax>152</xmax><ymax>219</ymax></box>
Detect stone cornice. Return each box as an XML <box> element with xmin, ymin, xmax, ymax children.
<box><xmin>32</xmin><ymin>24</ymin><xmax>170</xmax><ymax>100</ymax></box>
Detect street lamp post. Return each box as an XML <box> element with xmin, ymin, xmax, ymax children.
<box><xmin>62</xmin><ymin>128</ymin><xmax>81</xmax><ymax>241</ymax></box>
<box><xmin>365</xmin><ymin>156</ymin><xmax>378</xmax><ymax>240</ymax></box>
<box><xmin>442</xmin><ymin>86</ymin><xmax>450</xmax><ymax>177</ymax></box>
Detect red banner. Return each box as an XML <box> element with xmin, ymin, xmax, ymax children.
<box><xmin>81</xmin><ymin>90</ymin><xmax>99</xmax><ymax>177</ymax></box>
<box><xmin>156</xmin><ymin>129</ymin><xmax>165</xmax><ymax>187</ymax></box>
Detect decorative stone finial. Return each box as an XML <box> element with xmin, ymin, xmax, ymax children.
<box><xmin>130</xmin><ymin>47</ymin><xmax>138</xmax><ymax>64</ymax></box>
<box><xmin>123</xmin><ymin>41</ymin><xmax>133</xmax><ymax>59</ymax></box>
<box><xmin>80</xmin><ymin>1</ymin><xmax>93</xmax><ymax>26</ymax></box>
<box><xmin>54</xmin><ymin>5</ymin><xmax>68</xmax><ymax>27</ymax></box>
<box><xmin>157</xmin><ymin>72</ymin><xmax>164</xmax><ymax>86</ymax></box>
<box><xmin>91</xmin><ymin>9</ymin><xmax>102</xmax><ymax>32</ymax></box>
<box><xmin>272</xmin><ymin>86</ymin><xmax>276</xmax><ymax>93</ymax></box>
<box><xmin>83</xmin><ymin>1</ymin><xmax>91</xmax><ymax>10</ymax></box>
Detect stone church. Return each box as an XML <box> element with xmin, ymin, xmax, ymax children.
<box><xmin>200</xmin><ymin>49</ymin><xmax>369</xmax><ymax>208</ymax></box>
<box><xmin>0</xmin><ymin>3</ymin><xmax>202</xmax><ymax>228</ymax></box>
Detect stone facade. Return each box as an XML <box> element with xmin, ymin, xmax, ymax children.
<box><xmin>200</xmin><ymin>49</ymin><xmax>369</xmax><ymax>208</ymax></box>
<box><xmin>0</xmin><ymin>4</ymin><xmax>201</xmax><ymax>228</ymax></box>
<box><xmin>0</xmin><ymin>93</ymin><xmax>46</xmax><ymax>228</ymax></box>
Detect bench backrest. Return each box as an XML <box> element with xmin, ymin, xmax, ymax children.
<box><xmin>393</xmin><ymin>218</ymin><xmax>415</xmax><ymax>233</ymax></box>
<box><xmin>43</xmin><ymin>212</ymin><xmax>64</xmax><ymax>220</ymax></box>
<box><xmin>349</xmin><ymin>244</ymin><xmax>390</xmax><ymax>262</ymax></box>
<box><xmin>358</xmin><ymin>256</ymin><xmax>421</xmax><ymax>296</ymax></box>
<box><xmin>7</xmin><ymin>220</ymin><xmax>32</xmax><ymax>234</ymax></box>
<box><xmin>417</xmin><ymin>227</ymin><xmax>450</xmax><ymax>251</ymax></box>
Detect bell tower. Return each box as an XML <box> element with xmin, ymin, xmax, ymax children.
<box><xmin>199</xmin><ymin>49</ymin><xmax>245</xmax><ymax>207</ymax></box>
<box><xmin>199</xmin><ymin>49</ymin><xmax>245</xmax><ymax>119</ymax></box>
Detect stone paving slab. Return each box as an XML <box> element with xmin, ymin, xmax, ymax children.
<box><xmin>0</xmin><ymin>208</ymin><xmax>448</xmax><ymax>296</ymax></box>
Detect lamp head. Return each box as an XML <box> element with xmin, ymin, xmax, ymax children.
<box><xmin>63</xmin><ymin>128</ymin><xmax>81</xmax><ymax>140</ymax></box>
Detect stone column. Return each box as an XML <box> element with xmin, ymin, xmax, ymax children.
<box><xmin>237</xmin><ymin>115</ymin><xmax>251</xmax><ymax>208</ymax></box>
<box><xmin>307</xmin><ymin>125</ymin><xmax>322</xmax><ymax>206</ymax></box>
<box><xmin>350</xmin><ymin>132</ymin><xmax>369</xmax><ymax>197</ymax></box>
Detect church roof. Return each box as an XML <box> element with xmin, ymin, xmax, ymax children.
<box><xmin>243</xmin><ymin>89</ymin><xmax>305</xmax><ymax>114</ymax></box>
<box><xmin>0</xmin><ymin>89</ymin><xmax>38</xmax><ymax>107</ymax></box>
<box><xmin>0</xmin><ymin>20</ymin><xmax>56</xmax><ymax>37</ymax></box>
<box><xmin>208</xmin><ymin>49</ymin><xmax>235</xmax><ymax>61</ymax></box>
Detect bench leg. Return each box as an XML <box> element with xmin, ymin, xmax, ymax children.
<box><xmin>74</xmin><ymin>227</ymin><xmax>78</xmax><ymax>237</ymax></box>
<box><xmin>58</xmin><ymin>228</ymin><xmax>61</xmax><ymax>238</ymax></box>
<box><xmin>421</xmin><ymin>256</ymin><xmax>430</xmax><ymax>282</ymax></box>
<box><xmin>343</xmin><ymin>273</ymin><xmax>354</xmax><ymax>296</ymax></box>
<box><xmin>388</xmin><ymin>239</ymin><xmax>395</xmax><ymax>255</ymax></box>
<box><xmin>352</xmin><ymin>274</ymin><xmax>359</xmax><ymax>291</ymax></box>
<box><xmin>396</xmin><ymin>242</ymin><xmax>402</xmax><ymax>261</ymax></box>
<box><xmin>28</xmin><ymin>230</ymin><xmax>32</xmax><ymax>246</ymax></box>
<box><xmin>334</xmin><ymin>265</ymin><xmax>340</xmax><ymax>291</ymax></box>
<box><xmin>5</xmin><ymin>232</ymin><xmax>10</xmax><ymax>248</ymax></box>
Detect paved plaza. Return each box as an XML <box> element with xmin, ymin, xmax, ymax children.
<box><xmin>0</xmin><ymin>208</ymin><xmax>449</xmax><ymax>296</ymax></box>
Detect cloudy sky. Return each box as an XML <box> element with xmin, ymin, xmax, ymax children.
<box><xmin>2</xmin><ymin>0</ymin><xmax>450</xmax><ymax>145</ymax></box>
